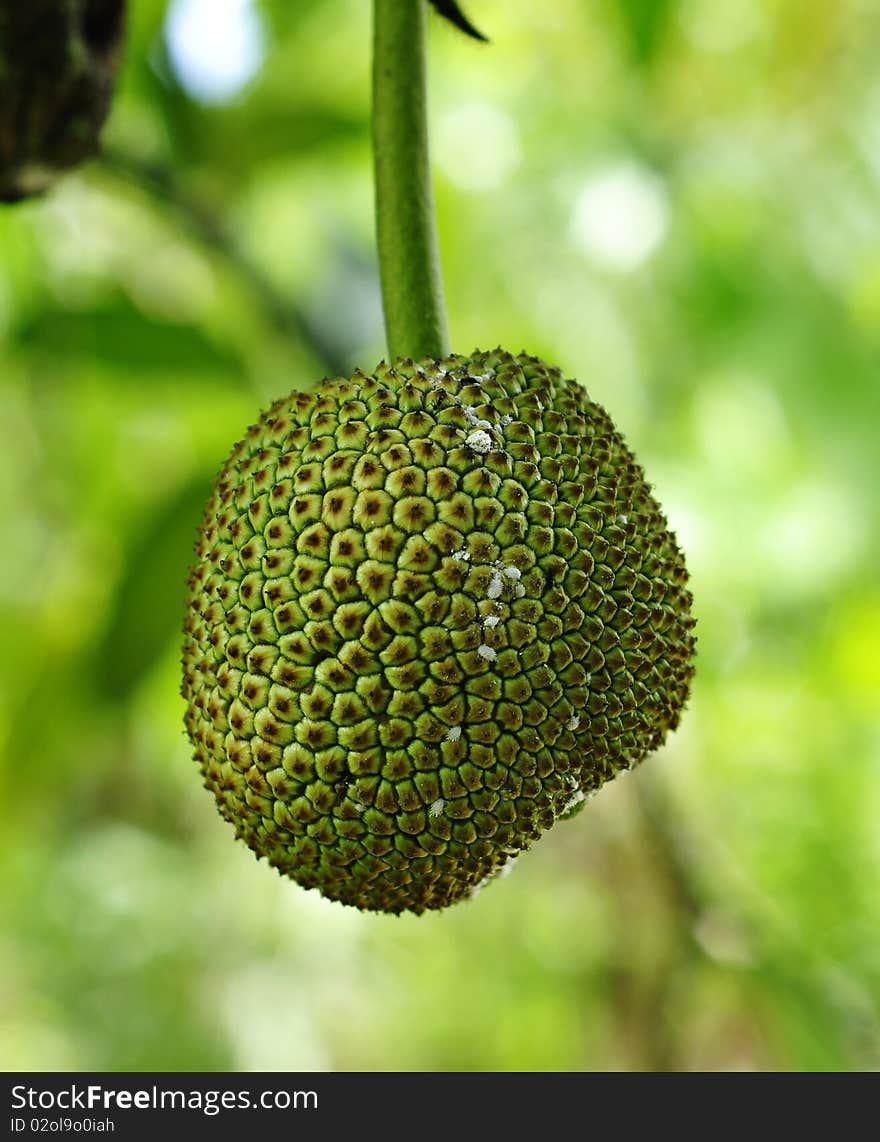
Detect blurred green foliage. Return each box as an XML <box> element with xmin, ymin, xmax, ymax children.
<box><xmin>2</xmin><ymin>0</ymin><xmax>879</xmax><ymax>1072</ymax></box>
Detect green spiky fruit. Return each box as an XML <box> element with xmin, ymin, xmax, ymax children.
<box><xmin>182</xmin><ymin>349</ymin><xmax>696</xmax><ymax>914</ymax></box>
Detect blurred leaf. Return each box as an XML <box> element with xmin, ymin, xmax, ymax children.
<box><xmin>92</xmin><ymin>477</ymin><xmax>211</xmax><ymax>698</ymax></box>
<box><xmin>15</xmin><ymin>295</ymin><xmax>246</xmax><ymax>381</ymax></box>
<box><xmin>610</xmin><ymin>0</ymin><xmax>678</xmax><ymax>67</ymax></box>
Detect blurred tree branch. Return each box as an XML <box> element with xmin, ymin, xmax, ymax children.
<box><xmin>98</xmin><ymin>148</ymin><xmax>349</xmax><ymax>377</ymax></box>
<box><xmin>634</xmin><ymin>775</ymin><xmax>703</xmax><ymax>924</ymax></box>
<box><xmin>633</xmin><ymin>772</ymin><xmax>880</xmax><ymax>1066</ymax></box>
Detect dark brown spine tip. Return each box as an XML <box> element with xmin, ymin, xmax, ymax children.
<box><xmin>428</xmin><ymin>0</ymin><xmax>489</xmax><ymax>43</ymax></box>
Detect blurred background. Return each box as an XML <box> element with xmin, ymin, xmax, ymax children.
<box><xmin>2</xmin><ymin>0</ymin><xmax>879</xmax><ymax>1072</ymax></box>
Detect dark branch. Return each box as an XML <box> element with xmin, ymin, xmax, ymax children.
<box><xmin>0</xmin><ymin>0</ymin><xmax>126</xmax><ymax>202</ymax></box>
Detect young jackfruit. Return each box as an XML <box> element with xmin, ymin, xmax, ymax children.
<box><xmin>182</xmin><ymin>349</ymin><xmax>696</xmax><ymax>914</ymax></box>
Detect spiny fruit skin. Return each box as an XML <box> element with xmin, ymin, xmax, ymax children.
<box><xmin>182</xmin><ymin>349</ymin><xmax>696</xmax><ymax>915</ymax></box>
<box><xmin>0</xmin><ymin>1</ymin><xmax>125</xmax><ymax>203</ymax></box>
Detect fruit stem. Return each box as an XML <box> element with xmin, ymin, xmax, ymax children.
<box><xmin>373</xmin><ymin>0</ymin><xmax>450</xmax><ymax>362</ymax></box>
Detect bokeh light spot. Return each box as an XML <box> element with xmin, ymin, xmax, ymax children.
<box><xmin>435</xmin><ymin>102</ymin><xmax>522</xmax><ymax>191</ymax></box>
<box><xmin>571</xmin><ymin>160</ymin><xmax>670</xmax><ymax>272</ymax></box>
<box><xmin>164</xmin><ymin>0</ymin><xmax>265</xmax><ymax>105</ymax></box>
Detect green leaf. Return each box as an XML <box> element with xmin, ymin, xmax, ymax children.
<box><xmin>92</xmin><ymin>478</ymin><xmax>212</xmax><ymax>698</ymax></box>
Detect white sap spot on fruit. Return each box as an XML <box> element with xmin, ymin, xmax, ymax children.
<box><xmin>445</xmin><ymin>725</ymin><xmax>462</xmax><ymax>743</ymax></box>
<box><xmin>567</xmin><ymin>715</ymin><xmax>580</xmax><ymax>731</ymax></box>
<box><xmin>353</xmin><ymin>802</ymin><xmax>365</xmax><ymax>814</ymax></box>
<box><xmin>563</xmin><ymin>790</ymin><xmax>586</xmax><ymax>814</ymax></box>
<box><xmin>465</xmin><ymin>430</ymin><xmax>493</xmax><ymax>454</ymax></box>
<box><xmin>427</xmin><ymin>366</ymin><xmax>512</xmax><ymax>463</ymax></box>
<box><xmin>429</xmin><ymin>798</ymin><xmax>446</xmax><ymax>818</ymax></box>
<box><xmin>477</xmin><ymin>644</ymin><xmax>497</xmax><ymax>662</ymax></box>
<box><xmin>483</xmin><ymin>560</ymin><xmax>523</xmax><ymax>624</ymax></box>
<box><xmin>462</xmin><ymin>405</ymin><xmax>493</xmax><ymax>432</ymax></box>
<box><xmin>617</xmin><ymin>513</ymin><xmax>628</xmax><ymax>524</ymax></box>
<box><xmin>468</xmin><ymin>852</ymin><xmax>519</xmax><ymax>899</ymax></box>
<box><xmin>468</xmin><ymin>876</ymin><xmax>491</xmax><ymax>900</ymax></box>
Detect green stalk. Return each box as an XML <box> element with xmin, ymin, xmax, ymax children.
<box><xmin>372</xmin><ymin>0</ymin><xmax>450</xmax><ymax>362</ymax></box>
